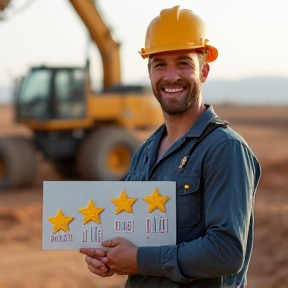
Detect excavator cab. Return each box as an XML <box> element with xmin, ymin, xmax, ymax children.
<box><xmin>15</xmin><ymin>66</ymin><xmax>86</xmax><ymax>121</ymax></box>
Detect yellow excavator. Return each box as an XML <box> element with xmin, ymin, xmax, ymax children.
<box><xmin>0</xmin><ymin>0</ymin><xmax>163</xmax><ymax>190</ymax></box>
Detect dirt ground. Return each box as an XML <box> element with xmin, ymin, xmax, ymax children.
<box><xmin>0</xmin><ymin>104</ymin><xmax>288</xmax><ymax>288</ymax></box>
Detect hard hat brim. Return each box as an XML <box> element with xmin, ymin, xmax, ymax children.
<box><xmin>139</xmin><ymin>45</ymin><xmax>218</xmax><ymax>62</ymax></box>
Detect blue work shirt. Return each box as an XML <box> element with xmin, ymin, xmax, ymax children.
<box><xmin>124</xmin><ymin>105</ymin><xmax>261</xmax><ymax>288</ymax></box>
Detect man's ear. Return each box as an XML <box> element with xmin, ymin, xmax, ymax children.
<box><xmin>147</xmin><ymin>57</ymin><xmax>152</xmax><ymax>78</ymax></box>
<box><xmin>148</xmin><ymin>63</ymin><xmax>151</xmax><ymax>78</ymax></box>
<box><xmin>201</xmin><ymin>63</ymin><xmax>210</xmax><ymax>83</ymax></box>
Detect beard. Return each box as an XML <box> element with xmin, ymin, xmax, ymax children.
<box><xmin>152</xmin><ymin>78</ymin><xmax>202</xmax><ymax>116</ymax></box>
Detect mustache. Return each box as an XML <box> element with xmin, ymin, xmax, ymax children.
<box><xmin>158</xmin><ymin>80</ymin><xmax>187</xmax><ymax>87</ymax></box>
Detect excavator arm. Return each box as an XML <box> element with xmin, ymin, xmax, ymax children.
<box><xmin>68</xmin><ymin>0</ymin><xmax>121</xmax><ymax>90</ymax></box>
<box><xmin>0</xmin><ymin>0</ymin><xmax>11</xmax><ymax>11</ymax></box>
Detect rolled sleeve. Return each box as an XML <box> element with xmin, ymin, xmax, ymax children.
<box><xmin>138</xmin><ymin>245</ymin><xmax>193</xmax><ymax>282</ymax></box>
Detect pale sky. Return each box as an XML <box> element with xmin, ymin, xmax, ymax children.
<box><xmin>0</xmin><ymin>0</ymin><xmax>288</xmax><ymax>93</ymax></box>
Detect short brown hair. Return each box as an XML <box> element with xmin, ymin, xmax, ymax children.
<box><xmin>196</xmin><ymin>49</ymin><xmax>208</xmax><ymax>70</ymax></box>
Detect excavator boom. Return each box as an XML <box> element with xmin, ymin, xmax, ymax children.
<box><xmin>68</xmin><ymin>0</ymin><xmax>121</xmax><ymax>90</ymax></box>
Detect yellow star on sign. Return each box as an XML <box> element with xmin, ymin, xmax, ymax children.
<box><xmin>110</xmin><ymin>190</ymin><xmax>137</xmax><ymax>215</ymax></box>
<box><xmin>78</xmin><ymin>199</ymin><xmax>104</xmax><ymax>225</ymax></box>
<box><xmin>47</xmin><ymin>209</ymin><xmax>74</xmax><ymax>234</ymax></box>
<box><xmin>143</xmin><ymin>187</ymin><xmax>170</xmax><ymax>213</ymax></box>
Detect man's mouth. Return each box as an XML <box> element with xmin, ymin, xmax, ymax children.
<box><xmin>161</xmin><ymin>86</ymin><xmax>185</xmax><ymax>93</ymax></box>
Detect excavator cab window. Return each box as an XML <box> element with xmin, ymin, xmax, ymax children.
<box><xmin>15</xmin><ymin>66</ymin><xmax>85</xmax><ymax>121</ymax></box>
<box><xmin>54</xmin><ymin>68</ymin><xmax>85</xmax><ymax>119</ymax></box>
<box><xmin>16</xmin><ymin>68</ymin><xmax>52</xmax><ymax>120</ymax></box>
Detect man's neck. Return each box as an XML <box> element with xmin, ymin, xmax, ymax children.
<box><xmin>164</xmin><ymin>102</ymin><xmax>206</xmax><ymax>143</ymax></box>
<box><xmin>157</xmin><ymin>102</ymin><xmax>206</xmax><ymax>160</ymax></box>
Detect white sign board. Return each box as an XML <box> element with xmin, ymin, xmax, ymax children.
<box><xmin>42</xmin><ymin>181</ymin><xmax>176</xmax><ymax>250</ymax></box>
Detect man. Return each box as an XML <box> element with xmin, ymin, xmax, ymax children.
<box><xmin>80</xmin><ymin>6</ymin><xmax>261</xmax><ymax>288</ymax></box>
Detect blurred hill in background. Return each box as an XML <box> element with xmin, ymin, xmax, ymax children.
<box><xmin>202</xmin><ymin>76</ymin><xmax>288</xmax><ymax>105</ymax></box>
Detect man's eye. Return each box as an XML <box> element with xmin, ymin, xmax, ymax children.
<box><xmin>179</xmin><ymin>61</ymin><xmax>188</xmax><ymax>66</ymax></box>
<box><xmin>154</xmin><ymin>63</ymin><xmax>165</xmax><ymax>68</ymax></box>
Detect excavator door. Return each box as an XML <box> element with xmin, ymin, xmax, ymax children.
<box><xmin>15</xmin><ymin>65</ymin><xmax>86</xmax><ymax>122</ymax></box>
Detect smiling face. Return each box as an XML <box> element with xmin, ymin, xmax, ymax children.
<box><xmin>148</xmin><ymin>50</ymin><xmax>209</xmax><ymax>116</ymax></box>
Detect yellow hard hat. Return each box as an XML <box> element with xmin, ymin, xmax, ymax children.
<box><xmin>139</xmin><ymin>5</ymin><xmax>218</xmax><ymax>62</ymax></box>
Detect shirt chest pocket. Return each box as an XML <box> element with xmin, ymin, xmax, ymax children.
<box><xmin>164</xmin><ymin>174</ymin><xmax>202</xmax><ymax>228</ymax></box>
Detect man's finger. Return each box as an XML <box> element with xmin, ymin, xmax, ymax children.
<box><xmin>99</xmin><ymin>256</ymin><xmax>109</xmax><ymax>264</ymax></box>
<box><xmin>79</xmin><ymin>248</ymin><xmax>108</xmax><ymax>257</ymax></box>
<box><xmin>85</xmin><ymin>255</ymin><xmax>115</xmax><ymax>277</ymax></box>
<box><xmin>87</xmin><ymin>262</ymin><xmax>110</xmax><ymax>276</ymax></box>
<box><xmin>89</xmin><ymin>257</ymin><xmax>108</xmax><ymax>271</ymax></box>
<box><xmin>79</xmin><ymin>248</ymin><xmax>94</xmax><ymax>257</ymax></box>
<box><xmin>102</xmin><ymin>237</ymin><xmax>120</xmax><ymax>247</ymax></box>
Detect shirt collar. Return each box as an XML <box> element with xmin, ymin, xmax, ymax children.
<box><xmin>145</xmin><ymin>104</ymin><xmax>218</xmax><ymax>145</ymax></box>
<box><xmin>185</xmin><ymin>104</ymin><xmax>218</xmax><ymax>138</ymax></box>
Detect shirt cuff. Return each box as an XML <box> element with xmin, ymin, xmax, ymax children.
<box><xmin>137</xmin><ymin>246</ymin><xmax>165</xmax><ymax>277</ymax></box>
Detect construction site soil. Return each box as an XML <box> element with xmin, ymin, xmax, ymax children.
<box><xmin>0</xmin><ymin>105</ymin><xmax>287</xmax><ymax>288</ymax></box>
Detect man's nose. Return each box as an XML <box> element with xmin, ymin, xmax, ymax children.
<box><xmin>162</xmin><ymin>66</ymin><xmax>180</xmax><ymax>82</ymax></box>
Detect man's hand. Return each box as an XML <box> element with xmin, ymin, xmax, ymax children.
<box><xmin>79</xmin><ymin>248</ymin><xmax>114</xmax><ymax>277</ymax></box>
<box><xmin>80</xmin><ymin>237</ymin><xmax>138</xmax><ymax>276</ymax></box>
<box><xmin>102</xmin><ymin>237</ymin><xmax>139</xmax><ymax>275</ymax></box>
